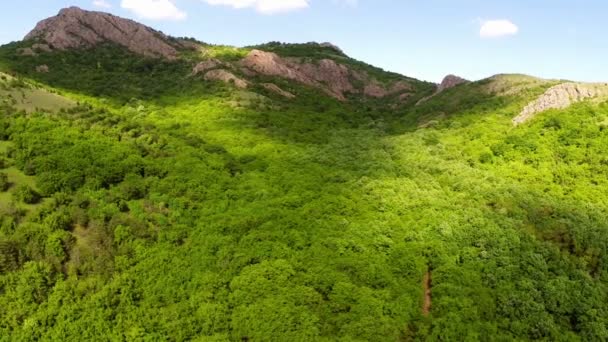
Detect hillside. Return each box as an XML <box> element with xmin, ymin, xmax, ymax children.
<box><xmin>1</xmin><ymin>7</ymin><xmax>608</xmax><ymax>341</ymax></box>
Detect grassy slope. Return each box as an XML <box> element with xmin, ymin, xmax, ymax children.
<box><xmin>0</xmin><ymin>44</ymin><xmax>607</xmax><ymax>341</ymax></box>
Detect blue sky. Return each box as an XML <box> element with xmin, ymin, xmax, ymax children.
<box><xmin>1</xmin><ymin>0</ymin><xmax>606</xmax><ymax>83</ymax></box>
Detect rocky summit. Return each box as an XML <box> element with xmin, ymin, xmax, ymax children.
<box><xmin>24</xmin><ymin>7</ymin><xmax>182</xmax><ymax>58</ymax></box>
<box><xmin>437</xmin><ymin>74</ymin><xmax>469</xmax><ymax>93</ymax></box>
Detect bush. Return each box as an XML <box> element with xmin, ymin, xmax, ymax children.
<box><xmin>13</xmin><ymin>185</ymin><xmax>41</xmax><ymax>204</ymax></box>
<box><xmin>0</xmin><ymin>173</ymin><xmax>9</xmax><ymax>191</ymax></box>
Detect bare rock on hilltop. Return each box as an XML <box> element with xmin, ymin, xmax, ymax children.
<box><xmin>417</xmin><ymin>74</ymin><xmax>469</xmax><ymax>105</ymax></box>
<box><xmin>241</xmin><ymin>50</ymin><xmax>311</xmax><ymax>85</ymax></box>
<box><xmin>437</xmin><ymin>74</ymin><xmax>468</xmax><ymax>93</ymax></box>
<box><xmin>204</xmin><ymin>69</ymin><xmax>248</xmax><ymax>89</ymax></box>
<box><xmin>240</xmin><ymin>49</ymin><xmax>414</xmax><ymax>101</ymax></box>
<box><xmin>296</xmin><ymin>58</ymin><xmax>355</xmax><ymax>98</ymax></box>
<box><xmin>240</xmin><ymin>50</ymin><xmax>351</xmax><ymax>100</ymax></box>
<box><xmin>513</xmin><ymin>82</ymin><xmax>608</xmax><ymax>125</ymax></box>
<box><xmin>25</xmin><ymin>6</ymin><xmax>179</xmax><ymax>59</ymax></box>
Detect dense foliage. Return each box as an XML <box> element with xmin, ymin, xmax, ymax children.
<box><xmin>0</xmin><ymin>44</ymin><xmax>607</xmax><ymax>341</ymax></box>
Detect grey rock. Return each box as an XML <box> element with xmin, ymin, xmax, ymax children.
<box><xmin>437</xmin><ymin>74</ymin><xmax>468</xmax><ymax>93</ymax></box>
<box><xmin>513</xmin><ymin>82</ymin><xmax>608</xmax><ymax>125</ymax></box>
<box><xmin>36</xmin><ymin>65</ymin><xmax>50</xmax><ymax>73</ymax></box>
<box><xmin>192</xmin><ymin>59</ymin><xmax>224</xmax><ymax>75</ymax></box>
<box><xmin>240</xmin><ymin>49</ymin><xmax>413</xmax><ymax>101</ymax></box>
<box><xmin>417</xmin><ymin>74</ymin><xmax>469</xmax><ymax>105</ymax></box>
<box><xmin>25</xmin><ymin>6</ymin><xmax>178</xmax><ymax>59</ymax></box>
<box><xmin>204</xmin><ymin>69</ymin><xmax>248</xmax><ymax>89</ymax></box>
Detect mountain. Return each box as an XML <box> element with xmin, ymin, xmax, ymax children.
<box><xmin>1</xmin><ymin>7</ymin><xmax>608</xmax><ymax>342</ymax></box>
<box><xmin>24</xmin><ymin>6</ymin><xmax>184</xmax><ymax>58</ymax></box>
<box><xmin>16</xmin><ymin>7</ymin><xmax>435</xmax><ymax>104</ymax></box>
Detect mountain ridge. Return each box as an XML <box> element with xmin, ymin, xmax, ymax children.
<box><xmin>15</xmin><ymin>6</ymin><xmax>439</xmax><ymax>105</ymax></box>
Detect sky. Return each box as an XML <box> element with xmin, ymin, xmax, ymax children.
<box><xmin>1</xmin><ymin>0</ymin><xmax>607</xmax><ymax>83</ymax></box>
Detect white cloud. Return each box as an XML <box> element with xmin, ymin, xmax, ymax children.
<box><xmin>480</xmin><ymin>19</ymin><xmax>519</xmax><ymax>38</ymax></box>
<box><xmin>121</xmin><ymin>0</ymin><xmax>187</xmax><ymax>20</ymax></box>
<box><xmin>93</xmin><ymin>0</ymin><xmax>112</xmax><ymax>8</ymax></box>
<box><xmin>203</xmin><ymin>0</ymin><xmax>309</xmax><ymax>15</ymax></box>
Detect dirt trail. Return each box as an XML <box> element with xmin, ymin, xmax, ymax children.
<box><xmin>422</xmin><ymin>270</ymin><xmax>432</xmax><ymax>316</ymax></box>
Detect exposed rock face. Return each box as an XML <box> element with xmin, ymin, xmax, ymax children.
<box><xmin>176</xmin><ymin>39</ymin><xmax>201</xmax><ymax>51</ymax></box>
<box><xmin>240</xmin><ymin>49</ymin><xmax>413</xmax><ymax>101</ymax></box>
<box><xmin>18</xmin><ymin>48</ymin><xmax>36</xmax><ymax>56</ymax></box>
<box><xmin>17</xmin><ymin>44</ymin><xmax>52</xmax><ymax>57</ymax></box>
<box><xmin>32</xmin><ymin>43</ymin><xmax>52</xmax><ymax>52</ymax></box>
<box><xmin>204</xmin><ymin>69</ymin><xmax>248</xmax><ymax>89</ymax></box>
<box><xmin>390</xmin><ymin>81</ymin><xmax>413</xmax><ymax>93</ymax></box>
<box><xmin>296</xmin><ymin>58</ymin><xmax>355</xmax><ymax>98</ymax></box>
<box><xmin>241</xmin><ymin>50</ymin><xmax>311</xmax><ymax>84</ymax></box>
<box><xmin>363</xmin><ymin>80</ymin><xmax>413</xmax><ymax>98</ymax></box>
<box><xmin>261</xmin><ymin>83</ymin><xmax>295</xmax><ymax>99</ymax></box>
<box><xmin>417</xmin><ymin>74</ymin><xmax>469</xmax><ymax>105</ymax></box>
<box><xmin>437</xmin><ymin>75</ymin><xmax>468</xmax><ymax>92</ymax></box>
<box><xmin>241</xmin><ymin>50</ymin><xmax>351</xmax><ymax>100</ymax></box>
<box><xmin>192</xmin><ymin>59</ymin><xmax>224</xmax><ymax>75</ymax></box>
<box><xmin>364</xmin><ymin>83</ymin><xmax>387</xmax><ymax>98</ymax></box>
<box><xmin>36</xmin><ymin>65</ymin><xmax>49</xmax><ymax>73</ymax></box>
<box><xmin>24</xmin><ymin>7</ymin><xmax>179</xmax><ymax>59</ymax></box>
<box><xmin>513</xmin><ymin>82</ymin><xmax>608</xmax><ymax>125</ymax></box>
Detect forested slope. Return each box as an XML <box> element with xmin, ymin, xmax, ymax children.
<box><xmin>0</xmin><ymin>15</ymin><xmax>608</xmax><ymax>341</ymax></box>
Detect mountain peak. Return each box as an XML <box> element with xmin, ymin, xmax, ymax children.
<box><xmin>58</xmin><ymin>5</ymin><xmax>86</xmax><ymax>15</ymax></box>
<box><xmin>438</xmin><ymin>74</ymin><xmax>468</xmax><ymax>92</ymax></box>
<box><xmin>24</xmin><ymin>7</ymin><xmax>180</xmax><ymax>59</ymax></box>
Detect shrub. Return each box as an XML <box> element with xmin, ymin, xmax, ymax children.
<box><xmin>0</xmin><ymin>173</ymin><xmax>9</xmax><ymax>191</ymax></box>
<box><xmin>13</xmin><ymin>185</ymin><xmax>41</xmax><ymax>204</ymax></box>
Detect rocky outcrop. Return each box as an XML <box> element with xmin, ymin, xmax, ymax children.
<box><xmin>417</xmin><ymin>74</ymin><xmax>469</xmax><ymax>105</ymax></box>
<box><xmin>192</xmin><ymin>59</ymin><xmax>224</xmax><ymax>75</ymax></box>
<box><xmin>261</xmin><ymin>83</ymin><xmax>295</xmax><ymax>99</ymax></box>
<box><xmin>36</xmin><ymin>65</ymin><xmax>49</xmax><ymax>73</ymax></box>
<box><xmin>363</xmin><ymin>80</ymin><xmax>413</xmax><ymax>98</ymax></box>
<box><xmin>241</xmin><ymin>50</ymin><xmax>350</xmax><ymax>100</ymax></box>
<box><xmin>24</xmin><ymin>7</ymin><xmax>179</xmax><ymax>59</ymax></box>
<box><xmin>390</xmin><ymin>81</ymin><xmax>413</xmax><ymax>93</ymax></box>
<box><xmin>176</xmin><ymin>39</ymin><xmax>201</xmax><ymax>51</ymax></box>
<box><xmin>296</xmin><ymin>58</ymin><xmax>355</xmax><ymax>98</ymax></box>
<box><xmin>240</xmin><ymin>49</ymin><xmax>413</xmax><ymax>101</ymax></box>
<box><xmin>437</xmin><ymin>75</ymin><xmax>468</xmax><ymax>93</ymax></box>
<box><xmin>204</xmin><ymin>69</ymin><xmax>248</xmax><ymax>89</ymax></box>
<box><xmin>363</xmin><ymin>83</ymin><xmax>387</xmax><ymax>98</ymax></box>
<box><xmin>241</xmin><ymin>50</ymin><xmax>311</xmax><ymax>84</ymax></box>
<box><xmin>513</xmin><ymin>82</ymin><xmax>608</xmax><ymax>125</ymax></box>
<box><xmin>16</xmin><ymin>43</ymin><xmax>52</xmax><ymax>57</ymax></box>
<box><xmin>17</xmin><ymin>48</ymin><xmax>36</xmax><ymax>56</ymax></box>
<box><xmin>32</xmin><ymin>43</ymin><xmax>52</xmax><ymax>52</ymax></box>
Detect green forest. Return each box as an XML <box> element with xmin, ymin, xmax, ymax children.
<box><xmin>1</xmin><ymin>38</ymin><xmax>608</xmax><ymax>342</ymax></box>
